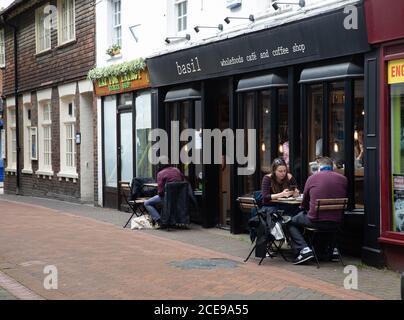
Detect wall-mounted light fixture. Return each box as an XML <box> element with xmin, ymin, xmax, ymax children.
<box><xmin>165</xmin><ymin>34</ymin><xmax>191</xmax><ymax>44</ymax></box>
<box><xmin>224</xmin><ymin>14</ymin><xmax>254</xmax><ymax>24</ymax></box>
<box><xmin>194</xmin><ymin>24</ymin><xmax>223</xmax><ymax>33</ymax></box>
<box><xmin>272</xmin><ymin>0</ymin><xmax>305</xmax><ymax>10</ymax></box>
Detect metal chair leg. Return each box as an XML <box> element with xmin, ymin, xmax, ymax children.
<box><xmin>123</xmin><ymin>212</ymin><xmax>136</xmax><ymax>228</ymax></box>
<box><xmin>244</xmin><ymin>244</ymin><xmax>256</xmax><ymax>263</ymax></box>
<box><xmin>308</xmin><ymin>233</ymin><xmax>320</xmax><ymax>268</ymax></box>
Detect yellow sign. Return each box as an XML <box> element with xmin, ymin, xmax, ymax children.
<box><xmin>388</xmin><ymin>59</ymin><xmax>404</xmax><ymax>84</ymax></box>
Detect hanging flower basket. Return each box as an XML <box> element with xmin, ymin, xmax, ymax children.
<box><xmin>87</xmin><ymin>58</ymin><xmax>146</xmax><ymax>82</ymax></box>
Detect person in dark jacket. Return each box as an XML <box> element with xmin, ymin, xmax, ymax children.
<box><xmin>287</xmin><ymin>156</ymin><xmax>348</xmax><ymax>265</ymax></box>
<box><xmin>144</xmin><ymin>156</ymin><xmax>184</xmax><ymax>229</ymax></box>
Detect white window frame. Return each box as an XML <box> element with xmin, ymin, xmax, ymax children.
<box><xmin>35</xmin><ymin>4</ymin><xmax>52</xmax><ymax>54</ymax></box>
<box><xmin>1</xmin><ymin>129</ymin><xmax>5</xmax><ymax>160</ymax></box>
<box><xmin>58</xmin><ymin>97</ymin><xmax>78</xmax><ymax>179</ymax></box>
<box><xmin>111</xmin><ymin>0</ymin><xmax>122</xmax><ymax>47</ymax></box>
<box><xmin>6</xmin><ymin>105</ymin><xmax>16</xmax><ymax>171</ymax></box>
<box><xmin>30</xmin><ymin>127</ymin><xmax>38</xmax><ymax>161</ymax></box>
<box><xmin>57</xmin><ymin>0</ymin><xmax>76</xmax><ymax>45</ymax></box>
<box><xmin>0</xmin><ymin>29</ymin><xmax>5</xmax><ymax>68</ymax></box>
<box><xmin>176</xmin><ymin>0</ymin><xmax>187</xmax><ymax>33</ymax></box>
<box><xmin>37</xmin><ymin>100</ymin><xmax>53</xmax><ymax>175</ymax></box>
<box><xmin>22</xmin><ymin>103</ymin><xmax>33</xmax><ymax>173</ymax></box>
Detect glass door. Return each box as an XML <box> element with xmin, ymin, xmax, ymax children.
<box><xmin>103</xmin><ymin>96</ymin><xmax>118</xmax><ymax>209</ymax></box>
<box><xmin>119</xmin><ymin>111</ymin><xmax>133</xmax><ymax>183</ymax></box>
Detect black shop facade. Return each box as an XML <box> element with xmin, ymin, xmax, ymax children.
<box><xmin>147</xmin><ymin>4</ymin><xmax>382</xmax><ymax>265</ymax></box>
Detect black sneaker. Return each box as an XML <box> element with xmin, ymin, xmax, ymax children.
<box><xmin>293</xmin><ymin>250</ymin><xmax>314</xmax><ymax>265</ymax></box>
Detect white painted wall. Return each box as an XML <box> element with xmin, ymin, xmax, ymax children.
<box><xmin>95</xmin><ymin>0</ymin><xmax>359</xmax><ymax>66</ymax></box>
<box><xmin>80</xmin><ymin>92</ymin><xmax>94</xmax><ymax>203</ymax></box>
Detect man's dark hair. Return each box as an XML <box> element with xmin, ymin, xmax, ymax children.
<box><xmin>317</xmin><ymin>156</ymin><xmax>334</xmax><ymax>168</ymax></box>
<box><xmin>159</xmin><ymin>155</ymin><xmax>171</xmax><ymax>170</ymax></box>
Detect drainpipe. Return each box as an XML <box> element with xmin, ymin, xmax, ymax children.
<box><xmin>1</xmin><ymin>16</ymin><xmax>20</xmax><ymax>194</ymax></box>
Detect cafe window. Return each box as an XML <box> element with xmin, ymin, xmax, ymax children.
<box><xmin>164</xmin><ymin>88</ymin><xmax>202</xmax><ymax>193</ymax></box>
<box><xmin>328</xmin><ymin>82</ymin><xmax>345</xmax><ymax>170</ymax></box>
<box><xmin>260</xmin><ymin>90</ymin><xmax>272</xmax><ymax>174</ymax></box>
<box><xmin>278</xmin><ymin>88</ymin><xmax>289</xmax><ymax>165</ymax></box>
<box><xmin>307</xmin><ymin>84</ymin><xmax>323</xmax><ymax>172</ymax></box>
<box><xmin>243</xmin><ymin>92</ymin><xmax>255</xmax><ymax>194</ymax></box>
<box><xmin>354</xmin><ymin>80</ymin><xmax>364</xmax><ymax>209</ymax></box>
<box><xmin>135</xmin><ymin>92</ymin><xmax>152</xmax><ymax>177</ymax></box>
<box><xmin>236</xmin><ymin>73</ymin><xmax>288</xmax><ymax>194</ymax></box>
<box><xmin>391</xmin><ymin>82</ymin><xmax>404</xmax><ymax>233</ymax></box>
<box><xmin>300</xmin><ymin>62</ymin><xmax>364</xmax><ymax>211</ymax></box>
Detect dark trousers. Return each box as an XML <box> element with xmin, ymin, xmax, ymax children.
<box><xmin>287</xmin><ymin>211</ymin><xmax>339</xmax><ymax>255</ymax></box>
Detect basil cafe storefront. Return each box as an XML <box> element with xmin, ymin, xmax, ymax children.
<box><xmin>92</xmin><ymin>62</ymin><xmax>154</xmax><ymax>210</ymax></box>
<box><xmin>145</xmin><ymin>3</ymin><xmax>387</xmax><ymax>265</ymax></box>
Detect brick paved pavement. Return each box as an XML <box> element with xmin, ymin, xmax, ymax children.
<box><xmin>0</xmin><ymin>286</ymin><xmax>16</xmax><ymax>300</ymax></box>
<box><xmin>0</xmin><ymin>194</ymin><xmax>401</xmax><ymax>300</ymax></box>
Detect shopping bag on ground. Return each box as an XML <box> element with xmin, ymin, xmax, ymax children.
<box><xmin>130</xmin><ymin>215</ymin><xmax>153</xmax><ymax>230</ymax></box>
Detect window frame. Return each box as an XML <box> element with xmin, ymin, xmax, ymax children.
<box><xmin>23</xmin><ymin>103</ymin><xmax>33</xmax><ymax>172</ymax></box>
<box><xmin>111</xmin><ymin>0</ymin><xmax>122</xmax><ymax>47</ymax></box>
<box><xmin>35</xmin><ymin>4</ymin><xmax>52</xmax><ymax>54</ymax></box>
<box><xmin>38</xmin><ymin>100</ymin><xmax>53</xmax><ymax>173</ymax></box>
<box><xmin>58</xmin><ymin>97</ymin><xmax>77</xmax><ymax>178</ymax></box>
<box><xmin>30</xmin><ymin>127</ymin><xmax>38</xmax><ymax>161</ymax></box>
<box><xmin>57</xmin><ymin>0</ymin><xmax>76</xmax><ymax>46</ymax></box>
<box><xmin>175</xmin><ymin>0</ymin><xmax>188</xmax><ymax>33</ymax></box>
<box><xmin>7</xmin><ymin>106</ymin><xmax>17</xmax><ymax>170</ymax></box>
<box><xmin>0</xmin><ymin>29</ymin><xmax>5</xmax><ymax>68</ymax></box>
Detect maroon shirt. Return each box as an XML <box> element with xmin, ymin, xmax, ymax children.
<box><xmin>157</xmin><ymin>167</ymin><xmax>185</xmax><ymax>195</ymax></box>
<box><xmin>302</xmin><ymin>171</ymin><xmax>348</xmax><ymax>223</ymax></box>
<box><xmin>261</xmin><ymin>174</ymin><xmax>298</xmax><ymax>206</ymax></box>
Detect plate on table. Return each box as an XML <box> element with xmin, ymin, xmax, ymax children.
<box><xmin>278</xmin><ymin>197</ymin><xmax>295</xmax><ymax>201</ymax></box>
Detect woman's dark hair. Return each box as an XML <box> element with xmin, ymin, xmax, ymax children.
<box><xmin>270</xmin><ymin>158</ymin><xmax>289</xmax><ymax>194</ymax></box>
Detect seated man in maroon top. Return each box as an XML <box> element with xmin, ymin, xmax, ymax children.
<box><xmin>144</xmin><ymin>156</ymin><xmax>185</xmax><ymax>229</ymax></box>
<box><xmin>287</xmin><ymin>157</ymin><xmax>348</xmax><ymax>265</ymax></box>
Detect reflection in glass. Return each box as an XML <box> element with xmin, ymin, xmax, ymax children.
<box><xmin>260</xmin><ymin>91</ymin><xmax>271</xmax><ymax>174</ymax></box>
<box><xmin>195</xmin><ymin>101</ymin><xmax>203</xmax><ymax>193</ymax></box>
<box><xmin>308</xmin><ymin>84</ymin><xmax>323</xmax><ymax>173</ymax></box>
<box><xmin>120</xmin><ymin>112</ymin><xmax>133</xmax><ymax>182</ymax></box>
<box><xmin>104</xmin><ymin>96</ymin><xmax>117</xmax><ymax>187</ymax></box>
<box><xmin>243</xmin><ymin>93</ymin><xmax>255</xmax><ymax>193</ymax></box>
<box><xmin>278</xmin><ymin>88</ymin><xmax>289</xmax><ymax>165</ymax></box>
<box><xmin>328</xmin><ymin>82</ymin><xmax>345</xmax><ymax>169</ymax></box>
<box><xmin>135</xmin><ymin>92</ymin><xmax>152</xmax><ymax>178</ymax></box>
<box><xmin>391</xmin><ymin>83</ymin><xmax>404</xmax><ymax>232</ymax></box>
<box><xmin>354</xmin><ymin>80</ymin><xmax>364</xmax><ymax>209</ymax></box>
<box><xmin>180</xmin><ymin>101</ymin><xmax>190</xmax><ymax>177</ymax></box>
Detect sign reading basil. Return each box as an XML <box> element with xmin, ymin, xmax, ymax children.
<box><xmin>147</xmin><ymin>4</ymin><xmax>370</xmax><ymax>87</ymax></box>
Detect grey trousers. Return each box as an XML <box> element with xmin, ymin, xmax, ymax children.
<box><xmin>287</xmin><ymin>211</ymin><xmax>339</xmax><ymax>254</ymax></box>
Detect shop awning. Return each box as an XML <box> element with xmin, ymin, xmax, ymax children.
<box><xmin>164</xmin><ymin>88</ymin><xmax>201</xmax><ymax>103</ymax></box>
<box><xmin>299</xmin><ymin>62</ymin><xmax>364</xmax><ymax>84</ymax></box>
<box><xmin>236</xmin><ymin>74</ymin><xmax>288</xmax><ymax>93</ymax></box>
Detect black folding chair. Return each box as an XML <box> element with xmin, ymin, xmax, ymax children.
<box><xmin>237</xmin><ymin>197</ymin><xmax>288</xmax><ymax>265</ymax></box>
<box><xmin>120</xmin><ymin>181</ymin><xmax>149</xmax><ymax>228</ymax></box>
<box><xmin>303</xmin><ymin>198</ymin><xmax>348</xmax><ymax>268</ymax></box>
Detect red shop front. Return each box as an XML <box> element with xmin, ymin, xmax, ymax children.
<box><xmin>365</xmin><ymin>0</ymin><xmax>404</xmax><ymax>271</ymax></box>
